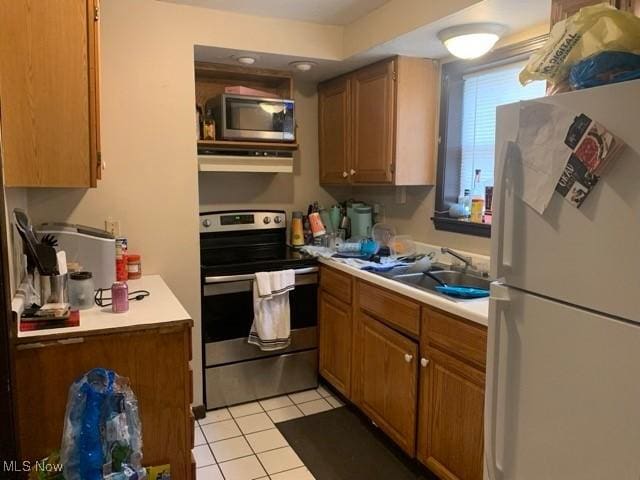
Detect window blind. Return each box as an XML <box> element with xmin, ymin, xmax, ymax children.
<box><xmin>460</xmin><ymin>61</ymin><xmax>546</xmax><ymax>197</ymax></box>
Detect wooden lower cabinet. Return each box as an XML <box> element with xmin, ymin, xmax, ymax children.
<box><xmin>318</xmin><ymin>267</ymin><xmax>488</xmax><ymax>479</ymax></box>
<box><xmin>418</xmin><ymin>308</ymin><xmax>487</xmax><ymax>480</ymax></box>
<box><xmin>319</xmin><ymin>290</ymin><xmax>353</xmax><ymax>397</ymax></box>
<box><xmin>359</xmin><ymin>312</ymin><xmax>418</xmax><ymax>456</ymax></box>
<box><xmin>14</xmin><ymin>323</ymin><xmax>193</xmax><ymax>478</ymax></box>
<box><xmin>418</xmin><ymin>348</ymin><xmax>485</xmax><ymax>480</ymax></box>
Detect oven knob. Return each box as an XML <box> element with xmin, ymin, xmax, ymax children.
<box><xmin>202</xmin><ymin>219</ymin><xmax>212</xmax><ymax>228</ymax></box>
<box><xmin>263</xmin><ymin>217</ymin><xmax>271</xmax><ymax>225</ymax></box>
<box><xmin>274</xmin><ymin>216</ymin><xmax>282</xmax><ymax>224</ymax></box>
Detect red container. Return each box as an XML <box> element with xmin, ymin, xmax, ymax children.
<box><xmin>127</xmin><ymin>254</ymin><xmax>142</xmax><ymax>280</ymax></box>
<box><xmin>116</xmin><ymin>238</ymin><xmax>128</xmax><ymax>281</ymax></box>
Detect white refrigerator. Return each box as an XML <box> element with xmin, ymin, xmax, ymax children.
<box><xmin>486</xmin><ymin>79</ymin><xmax>640</xmax><ymax>480</ymax></box>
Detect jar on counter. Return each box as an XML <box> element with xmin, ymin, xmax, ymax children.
<box><xmin>203</xmin><ymin>118</ymin><xmax>215</xmax><ymax>140</ymax></box>
<box><xmin>127</xmin><ymin>254</ymin><xmax>142</xmax><ymax>280</ymax></box>
<box><xmin>69</xmin><ymin>271</ymin><xmax>95</xmax><ymax>310</ymax></box>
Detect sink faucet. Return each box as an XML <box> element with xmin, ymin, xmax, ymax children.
<box><xmin>440</xmin><ymin>247</ymin><xmax>476</xmax><ymax>273</ymax></box>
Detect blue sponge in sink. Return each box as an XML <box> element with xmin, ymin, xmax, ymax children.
<box><xmin>435</xmin><ymin>285</ymin><xmax>490</xmax><ymax>299</ymax></box>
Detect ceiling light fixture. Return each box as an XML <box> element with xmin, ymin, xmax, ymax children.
<box><xmin>290</xmin><ymin>61</ymin><xmax>317</xmax><ymax>72</ymax></box>
<box><xmin>437</xmin><ymin>23</ymin><xmax>507</xmax><ymax>60</ymax></box>
<box><xmin>236</xmin><ymin>56</ymin><xmax>256</xmax><ymax>65</ymax></box>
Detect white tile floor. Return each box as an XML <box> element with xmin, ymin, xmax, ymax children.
<box><xmin>194</xmin><ymin>385</ymin><xmax>344</xmax><ymax>480</ymax></box>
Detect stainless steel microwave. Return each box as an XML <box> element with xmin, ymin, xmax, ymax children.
<box><xmin>207</xmin><ymin>94</ymin><xmax>295</xmax><ymax>142</ymax></box>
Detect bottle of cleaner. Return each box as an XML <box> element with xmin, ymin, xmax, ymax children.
<box><xmin>470</xmin><ymin>169</ymin><xmax>485</xmax><ymax>223</ymax></box>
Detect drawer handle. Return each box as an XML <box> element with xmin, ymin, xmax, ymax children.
<box><xmin>342</xmin><ymin>171</ymin><xmax>348</xmax><ymax>178</ymax></box>
<box><xmin>421</xmin><ymin>358</ymin><xmax>429</xmax><ymax>368</ymax></box>
<box><xmin>350</xmin><ymin>169</ymin><xmax>356</xmax><ymax>176</ymax></box>
<box><xmin>404</xmin><ymin>353</ymin><xmax>413</xmax><ymax>363</ymax></box>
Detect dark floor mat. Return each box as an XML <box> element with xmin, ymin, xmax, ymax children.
<box><xmin>276</xmin><ymin>406</ymin><xmax>439</xmax><ymax>480</ymax></box>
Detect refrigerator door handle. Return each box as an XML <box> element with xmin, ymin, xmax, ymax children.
<box><xmin>485</xmin><ymin>285</ymin><xmax>510</xmax><ymax>480</ymax></box>
<box><xmin>494</xmin><ymin>142</ymin><xmax>516</xmax><ymax>273</ymax></box>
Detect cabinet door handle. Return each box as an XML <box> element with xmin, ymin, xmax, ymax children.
<box><xmin>421</xmin><ymin>358</ymin><xmax>429</xmax><ymax>367</ymax></box>
<box><xmin>350</xmin><ymin>169</ymin><xmax>356</xmax><ymax>176</ymax></box>
<box><xmin>342</xmin><ymin>171</ymin><xmax>348</xmax><ymax>178</ymax></box>
<box><xmin>404</xmin><ymin>353</ymin><xmax>413</xmax><ymax>363</ymax></box>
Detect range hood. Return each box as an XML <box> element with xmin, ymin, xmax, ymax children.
<box><xmin>197</xmin><ymin>142</ymin><xmax>295</xmax><ymax>174</ymax></box>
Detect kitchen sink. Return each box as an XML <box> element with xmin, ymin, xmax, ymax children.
<box><xmin>391</xmin><ymin>270</ymin><xmax>491</xmax><ymax>299</ymax></box>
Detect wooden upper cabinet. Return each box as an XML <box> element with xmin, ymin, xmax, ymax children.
<box><xmin>0</xmin><ymin>0</ymin><xmax>101</xmax><ymax>187</ymax></box>
<box><xmin>318</xmin><ymin>56</ymin><xmax>438</xmax><ymax>186</ymax></box>
<box><xmin>352</xmin><ymin>59</ymin><xmax>395</xmax><ymax>184</ymax></box>
<box><xmin>318</xmin><ymin>76</ymin><xmax>351</xmax><ymax>184</ymax></box>
<box><xmin>318</xmin><ymin>290</ymin><xmax>353</xmax><ymax>398</ymax></box>
<box><xmin>550</xmin><ymin>0</ymin><xmax>637</xmax><ymax>25</ymax></box>
<box><xmin>360</xmin><ymin>312</ymin><xmax>418</xmax><ymax>456</ymax></box>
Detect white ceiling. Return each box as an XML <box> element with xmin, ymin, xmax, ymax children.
<box><xmin>192</xmin><ymin>0</ymin><xmax>551</xmax><ymax>82</ymax></box>
<box><xmin>379</xmin><ymin>0</ymin><xmax>550</xmax><ymax>59</ymax></box>
<box><xmin>160</xmin><ymin>0</ymin><xmax>389</xmax><ymax>25</ymax></box>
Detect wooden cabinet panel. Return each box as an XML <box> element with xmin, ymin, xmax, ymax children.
<box><xmin>357</xmin><ymin>280</ymin><xmax>420</xmax><ymax>337</ymax></box>
<box><xmin>360</xmin><ymin>312</ymin><xmax>418</xmax><ymax>455</ymax></box>
<box><xmin>423</xmin><ymin>307</ymin><xmax>487</xmax><ymax>368</ymax></box>
<box><xmin>320</xmin><ymin>266</ymin><xmax>353</xmax><ymax>305</ymax></box>
<box><xmin>418</xmin><ymin>348</ymin><xmax>485</xmax><ymax>480</ymax></box>
<box><xmin>317</xmin><ymin>56</ymin><xmax>437</xmax><ymax>187</ymax></box>
<box><xmin>394</xmin><ymin>57</ymin><xmax>438</xmax><ymax>186</ymax></box>
<box><xmin>419</xmin><ymin>308</ymin><xmax>487</xmax><ymax>480</ymax></box>
<box><xmin>15</xmin><ymin>324</ymin><xmax>192</xmax><ymax>478</ymax></box>
<box><xmin>351</xmin><ymin>59</ymin><xmax>395</xmax><ymax>184</ymax></box>
<box><xmin>318</xmin><ymin>76</ymin><xmax>351</xmax><ymax>184</ymax></box>
<box><xmin>551</xmin><ymin>0</ymin><xmax>616</xmax><ymax>24</ymax></box>
<box><xmin>0</xmin><ymin>0</ymin><xmax>101</xmax><ymax>187</ymax></box>
<box><xmin>319</xmin><ymin>291</ymin><xmax>353</xmax><ymax>397</ymax></box>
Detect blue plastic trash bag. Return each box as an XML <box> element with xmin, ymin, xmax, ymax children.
<box><xmin>569</xmin><ymin>51</ymin><xmax>640</xmax><ymax>90</ymax></box>
<box><xmin>60</xmin><ymin>368</ymin><xmax>147</xmax><ymax>480</ymax></box>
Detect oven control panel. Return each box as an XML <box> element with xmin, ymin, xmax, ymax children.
<box><xmin>200</xmin><ymin>211</ymin><xmax>286</xmax><ymax>233</ymax></box>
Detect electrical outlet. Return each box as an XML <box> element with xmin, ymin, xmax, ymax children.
<box><xmin>105</xmin><ymin>218</ymin><xmax>120</xmax><ymax>237</ymax></box>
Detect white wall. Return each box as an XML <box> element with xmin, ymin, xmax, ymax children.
<box><xmin>22</xmin><ymin>0</ymin><xmax>548</xmax><ymax>405</ymax></box>
<box><xmin>26</xmin><ymin>0</ymin><xmax>346</xmax><ymax>407</ymax></box>
<box><xmin>344</xmin><ymin>186</ymin><xmax>491</xmax><ymax>254</ymax></box>
<box><xmin>199</xmin><ymin>82</ymin><xmax>344</xmax><ymax>213</ymax></box>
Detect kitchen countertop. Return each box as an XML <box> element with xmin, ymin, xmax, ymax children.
<box><xmin>319</xmin><ymin>258</ymin><xmax>489</xmax><ymax>327</ymax></box>
<box><xmin>16</xmin><ymin>275</ymin><xmax>192</xmax><ymax>344</ymax></box>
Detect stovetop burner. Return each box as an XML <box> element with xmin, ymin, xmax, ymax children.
<box><xmin>201</xmin><ymin>247</ymin><xmax>317</xmax><ymax>277</ymax></box>
<box><xmin>199</xmin><ymin>209</ymin><xmax>317</xmax><ymax>277</ymax></box>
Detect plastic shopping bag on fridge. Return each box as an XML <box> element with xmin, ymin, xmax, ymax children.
<box><xmin>520</xmin><ymin>3</ymin><xmax>640</xmax><ymax>87</ymax></box>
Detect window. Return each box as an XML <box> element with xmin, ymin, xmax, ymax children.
<box><xmin>433</xmin><ymin>35</ymin><xmax>548</xmax><ymax>237</ymax></box>
<box><xmin>459</xmin><ymin>62</ymin><xmax>545</xmax><ymax>198</ymax></box>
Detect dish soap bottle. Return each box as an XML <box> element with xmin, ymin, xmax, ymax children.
<box><xmin>470</xmin><ymin>169</ymin><xmax>485</xmax><ymax>223</ymax></box>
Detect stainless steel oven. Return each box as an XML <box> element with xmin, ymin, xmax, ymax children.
<box><xmin>206</xmin><ymin>94</ymin><xmax>295</xmax><ymax>142</ymax></box>
<box><xmin>200</xmin><ymin>210</ymin><xmax>318</xmax><ymax>410</ymax></box>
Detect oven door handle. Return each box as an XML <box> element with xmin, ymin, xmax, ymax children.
<box><xmin>204</xmin><ymin>266</ymin><xmax>319</xmax><ymax>284</ymax></box>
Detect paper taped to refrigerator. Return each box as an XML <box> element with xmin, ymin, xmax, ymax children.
<box><xmin>514</xmin><ymin>102</ymin><xmax>576</xmax><ymax>214</ymax></box>
<box><xmin>513</xmin><ymin>101</ymin><xmax>626</xmax><ymax>213</ymax></box>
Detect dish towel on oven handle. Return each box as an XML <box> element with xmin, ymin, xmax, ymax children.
<box><xmin>249</xmin><ymin>269</ymin><xmax>295</xmax><ymax>351</ymax></box>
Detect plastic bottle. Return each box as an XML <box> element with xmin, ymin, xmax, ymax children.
<box><xmin>462</xmin><ymin>189</ymin><xmax>472</xmax><ymax>217</ymax></box>
<box><xmin>470</xmin><ymin>169</ymin><xmax>485</xmax><ymax>223</ymax></box>
<box><xmin>291</xmin><ymin>212</ymin><xmax>304</xmax><ymax>248</ymax></box>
